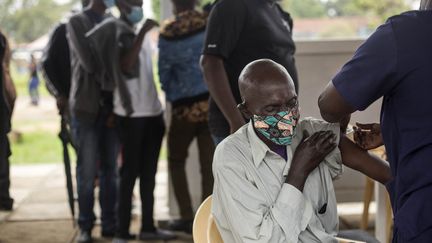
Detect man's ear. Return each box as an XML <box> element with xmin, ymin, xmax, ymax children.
<box><xmin>237</xmin><ymin>103</ymin><xmax>253</xmax><ymax>120</ymax></box>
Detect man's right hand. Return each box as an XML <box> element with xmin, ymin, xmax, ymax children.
<box><xmin>286</xmin><ymin>130</ymin><xmax>338</xmax><ymax>191</ymax></box>
<box><xmin>56</xmin><ymin>96</ymin><xmax>68</xmax><ymax>116</ymax></box>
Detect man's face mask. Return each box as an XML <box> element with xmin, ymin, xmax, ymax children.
<box><xmin>253</xmin><ymin>107</ymin><xmax>300</xmax><ymax>146</ymax></box>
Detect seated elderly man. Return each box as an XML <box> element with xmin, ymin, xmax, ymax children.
<box><xmin>212</xmin><ymin>59</ymin><xmax>390</xmax><ymax>243</ymax></box>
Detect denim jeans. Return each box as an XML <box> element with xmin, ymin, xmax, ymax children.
<box><xmin>71</xmin><ymin>112</ymin><xmax>119</xmax><ymax>232</ymax></box>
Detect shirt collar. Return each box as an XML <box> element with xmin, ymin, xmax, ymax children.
<box><xmin>246</xmin><ymin>121</ymin><xmax>275</xmax><ymax>167</ymax></box>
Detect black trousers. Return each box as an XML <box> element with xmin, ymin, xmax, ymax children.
<box><xmin>0</xmin><ymin>133</ymin><xmax>13</xmax><ymax>208</ymax></box>
<box><xmin>168</xmin><ymin>115</ymin><xmax>214</xmax><ymax>220</ymax></box>
<box><xmin>116</xmin><ymin>114</ymin><xmax>165</xmax><ymax>235</ymax></box>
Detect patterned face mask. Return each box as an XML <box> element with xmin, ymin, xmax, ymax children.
<box><xmin>253</xmin><ymin>108</ymin><xmax>300</xmax><ymax>145</ymax></box>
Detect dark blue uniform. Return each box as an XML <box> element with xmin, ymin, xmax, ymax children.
<box><xmin>333</xmin><ymin>10</ymin><xmax>432</xmax><ymax>242</ymax></box>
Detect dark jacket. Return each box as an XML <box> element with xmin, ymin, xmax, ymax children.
<box><xmin>66</xmin><ymin>11</ymin><xmax>106</xmax><ymax>122</ymax></box>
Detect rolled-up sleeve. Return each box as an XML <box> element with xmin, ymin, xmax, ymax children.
<box><xmin>300</xmin><ymin>118</ymin><xmax>343</xmax><ymax>179</ymax></box>
<box><xmin>212</xmin><ymin>142</ymin><xmax>313</xmax><ymax>243</ymax></box>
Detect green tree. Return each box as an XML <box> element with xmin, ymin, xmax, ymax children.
<box><xmin>283</xmin><ymin>0</ymin><xmax>327</xmax><ymax>18</ymax></box>
<box><xmin>326</xmin><ymin>0</ymin><xmax>412</xmax><ymax>20</ymax></box>
<box><xmin>0</xmin><ymin>0</ymin><xmax>77</xmax><ymax>43</ymax></box>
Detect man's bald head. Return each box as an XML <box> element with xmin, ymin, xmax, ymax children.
<box><xmin>239</xmin><ymin>59</ymin><xmax>295</xmax><ymax>102</ymax></box>
<box><xmin>237</xmin><ymin>59</ymin><xmax>298</xmax><ymax>118</ymax></box>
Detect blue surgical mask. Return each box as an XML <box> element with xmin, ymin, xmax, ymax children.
<box><xmin>103</xmin><ymin>0</ymin><xmax>115</xmax><ymax>8</ymax></box>
<box><xmin>127</xmin><ymin>6</ymin><xmax>144</xmax><ymax>24</ymax></box>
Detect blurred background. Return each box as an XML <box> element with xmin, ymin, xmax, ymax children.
<box><xmin>0</xmin><ymin>0</ymin><xmax>422</xmax><ymax>165</ymax></box>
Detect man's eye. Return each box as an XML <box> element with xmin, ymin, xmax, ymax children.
<box><xmin>265</xmin><ymin>106</ymin><xmax>276</xmax><ymax>113</ymax></box>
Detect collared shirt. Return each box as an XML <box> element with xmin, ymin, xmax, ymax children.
<box><xmin>212</xmin><ymin>118</ymin><xmax>342</xmax><ymax>243</ymax></box>
<box><xmin>332</xmin><ymin>10</ymin><xmax>432</xmax><ymax>241</ymax></box>
<box><xmin>202</xmin><ymin>0</ymin><xmax>298</xmax><ymax>137</ymax></box>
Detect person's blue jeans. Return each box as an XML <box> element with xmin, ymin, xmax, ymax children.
<box><xmin>71</xmin><ymin>112</ymin><xmax>119</xmax><ymax>233</ymax></box>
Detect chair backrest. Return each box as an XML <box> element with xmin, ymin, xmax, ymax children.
<box><xmin>193</xmin><ymin>195</ymin><xmax>224</xmax><ymax>243</ymax></box>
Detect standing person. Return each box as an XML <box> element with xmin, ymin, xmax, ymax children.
<box><xmin>318</xmin><ymin>1</ymin><xmax>432</xmax><ymax>241</ymax></box>
<box><xmin>87</xmin><ymin>0</ymin><xmax>176</xmax><ymax>241</ymax></box>
<box><xmin>66</xmin><ymin>0</ymin><xmax>118</xmax><ymax>242</ymax></box>
<box><xmin>0</xmin><ymin>30</ymin><xmax>16</xmax><ymax>211</ymax></box>
<box><xmin>28</xmin><ymin>54</ymin><xmax>39</xmax><ymax>106</ymax></box>
<box><xmin>200</xmin><ymin>0</ymin><xmax>298</xmax><ymax>144</ymax></box>
<box><xmin>158</xmin><ymin>0</ymin><xmax>215</xmax><ymax>233</ymax></box>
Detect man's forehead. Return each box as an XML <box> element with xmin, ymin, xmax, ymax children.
<box><xmin>245</xmin><ymin>80</ymin><xmax>295</xmax><ymax>102</ymax></box>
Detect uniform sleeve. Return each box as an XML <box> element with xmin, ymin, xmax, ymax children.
<box><xmin>300</xmin><ymin>118</ymin><xmax>343</xmax><ymax>179</ymax></box>
<box><xmin>66</xmin><ymin>16</ymin><xmax>96</xmax><ymax>73</ymax></box>
<box><xmin>332</xmin><ymin>20</ymin><xmax>398</xmax><ymax>111</ymax></box>
<box><xmin>212</xmin><ymin>142</ymin><xmax>313</xmax><ymax>243</ymax></box>
<box><xmin>202</xmin><ymin>0</ymin><xmax>247</xmax><ymax>59</ymax></box>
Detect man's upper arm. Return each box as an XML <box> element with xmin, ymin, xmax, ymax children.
<box><xmin>202</xmin><ymin>0</ymin><xmax>247</xmax><ymax>59</ymax></box>
<box><xmin>157</xmin><ymin>40</ymin><xmax>173</xmax><ymax>91</ymax></box>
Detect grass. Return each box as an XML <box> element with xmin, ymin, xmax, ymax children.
<box><xmin>10</xmin><ymin>131</ymin><xmax>76</xmax><ymax>165</ymax></box>
<box><xmin>11</xmin><ymin>63</ymin><xmax>50</xmax><ymax>98</ymax></box>
<box><xmin>10</xmin><ymin>131</ymin><xmax>167</xmax><ymax>164</ymax></box>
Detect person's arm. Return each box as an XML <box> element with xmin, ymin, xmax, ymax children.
<box><xmin>318</xmin><ymin>20</ymin><xmax>399</xmax><ymax>123</ymax></box>
<box><xmin>120</xmin><ymin>19</ymin><xmax>158</xmax><ymax>74</ymax></box>
<box><xmin>339</xmin><ymin>134</ymin><xmax>391</xmax><ymax>184</ymax></box>
<box><xmin>318</xmin><ymin>83</ymin><xmax>355</xmax><ymax>123</ymax></box>
<box><xmin>354</xmin><ymin>123</ymin><xmax>384</xmax><ymax>150</ymax></box>
<box><xmin>200</xmin><ymin>55</ymin><xmax>245</xmax><ymax>133</ymax></box>
<box><xmin>157</xmin><ymin>39</ymin><xmax>172</xmax><ymax>93</ymax></box>
<box><xmin>200</xmin><ymin>0</ymin><xmax>247</xmax><ymax>133</ymax></box>
<box><xmin>213</xmin><ymin>142</ymin><xmax>314</xmax><ymax>242</ymax></box>
<box><xmin>66</xmin><ymin>16</ymin><xmax>96</xmax><ymax>73</ymax></box>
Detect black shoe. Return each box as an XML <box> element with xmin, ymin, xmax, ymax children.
<box><xmin>166</xmin><ymin>219</ymin><xmax>193</xmax><ymax>234</ymax></box>
<box><xmin>0</xmin><ymin>198</ymin><xmax>14</xmax><ymax>211</ymax></box>
<box><xmin>76</xmin><ymin>230</ymin><xmax>92</xmax><ymax>243</ymax></box>
<box><xmin>138</xmin><ymin>229</ymin><xmax>177</xmax><ymax>241</ymax></box>
<box><xmin>0</xmin><ymin>204</ymin><xmax>13</xmax><ymax>211</ymax></box>
<box><xmin>114</xmin><ymin>233</ymin><xmax>136</xmax><ymax>240</ymax></box>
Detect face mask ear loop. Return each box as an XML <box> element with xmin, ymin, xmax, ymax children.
<box><xmin>318</xmin><ymin>166</ymin><xmax>328</xmax><ymax>214</ymax></box>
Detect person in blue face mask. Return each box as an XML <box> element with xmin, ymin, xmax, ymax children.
<box><xmin>87</xmin><ymin>1</ymin><xmax>175</xmax><ymax>242</ymax></box>
<box><xmin>212</xmin><ymin>59</ymin><xmax>391</xmax><ymax>243</ymax></box>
